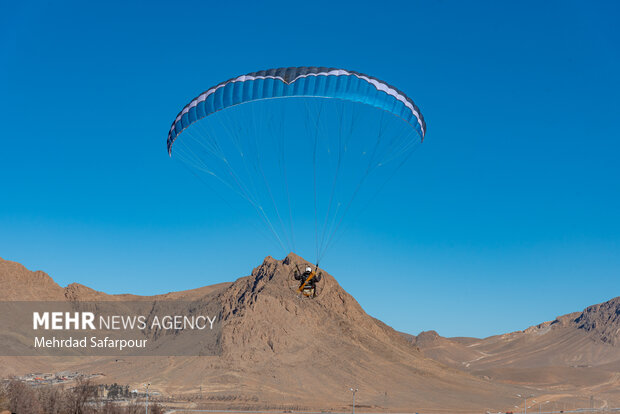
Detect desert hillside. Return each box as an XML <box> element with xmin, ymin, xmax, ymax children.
<box><xmin>414</xmin><ymin>297</ymin><xmax>620</xmax><ymax>411</ymax></box>
<box><xmin>1</xmin><ymin>255</ymin><xmax>619</xmax><ymax>412</ymax></box>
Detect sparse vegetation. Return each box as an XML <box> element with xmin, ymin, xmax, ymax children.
<box><xmin>0</xmin><ymin>378</ymin><xmax>164</xmax><ymax>414</ymax></box>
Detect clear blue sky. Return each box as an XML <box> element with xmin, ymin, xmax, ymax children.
<box><xmin>1</xmin><ymin>1</ymin><xmax>618</xmax><ymax>338</ymax></box>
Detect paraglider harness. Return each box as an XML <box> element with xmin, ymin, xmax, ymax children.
<box><xmin>294</xmin><ymin>265</ymin><xmax>322</xmax><ymax>298</ymax></box>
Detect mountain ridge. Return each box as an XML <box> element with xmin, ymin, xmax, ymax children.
<box><xmin>1</xmin><ymin>254</ymin><xmax>619</xmax><ymax>412</ymax></box>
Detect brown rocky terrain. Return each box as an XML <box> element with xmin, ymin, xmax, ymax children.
<box><xmin>0</xmin><ymin>255</ymin><xmax>619</xmax><ymax>412</ymax></box>
<box><xmin>413</xmin><ymin>298</ymin><xmax>620</xmax><ymax>411</ymax></box>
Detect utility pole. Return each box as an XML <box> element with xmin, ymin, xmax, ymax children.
<box><xmin>517</xmin><ymin>394</ymin><xmax>533</xmax><ymax>414</ymax></box>
<box><xmin>538</xmin><ymin>400</ymin><xmax>548</xmax><ymax>414</ymax></box>
<box><xmin>350</xmin><ymin>388</ymin><xmax>358</xmax><ymax>414</ymax></box>
<box><xmin>144</xmin><ymin>383</ymin><xmax>150</xmax><ymax>414</ymax></box>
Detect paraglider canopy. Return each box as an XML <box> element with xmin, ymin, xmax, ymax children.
<box><xmin>167</xmin><ymin>66</ymin><xmax>426</xmax><ymax>265</ymax></box>
<box><xmin>167</xmin><ymin>67</ymin><xmax>426</xmax><ymax>156</ymax></box>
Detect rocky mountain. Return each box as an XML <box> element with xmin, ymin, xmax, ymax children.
<box><xmin>414</xmin><ymin>297</ymin><xmax>620</xmax><ymax>370</ymax></box>
<box><xmin>0</xmin><ymin>255</ymin><xmax>527</xmax><ymax>412</ymax></box>
<box><xmin>575</xmin><ymin>297</ymin><xmax>620</xmax><ymax>346</ymax></box>
<box><xmin>0</xmin><ymin>257</ymin><xmax>65</xmax><ymax>300</ymax></box>
<box><xmin>1</xmin><ymin>255</ymin><xmax>619</xmax><ymax>412</ymax></box>
<box><xmin>413</xmin><ymin>297</ymin><xmax>620</xmax><ymax>411</ymax></box>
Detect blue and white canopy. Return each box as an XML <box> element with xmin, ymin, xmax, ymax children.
<box><xmin>167</xmin><ymin>67</ymin><xmax>426</xmax><ymax>155</ymax></box>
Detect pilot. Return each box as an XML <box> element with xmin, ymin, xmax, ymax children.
<box><xmin>294</xmin><ymin>266</ymin><xmax>322</xmax><ymax>297</ymax></box>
